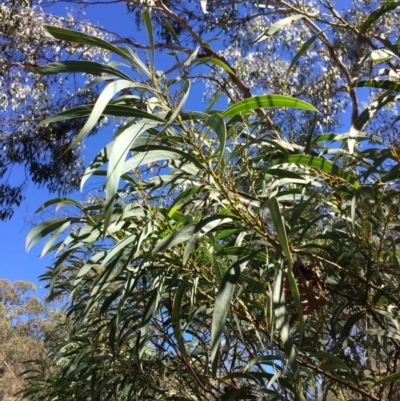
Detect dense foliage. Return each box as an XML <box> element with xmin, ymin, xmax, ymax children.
<box><xmin>8</xmin><ymin>0</ymin><xmax>400</xmax><ymax>400</ymax></box>
<box><xmin>0</xmin><ymin>279</ymin><xmax>58</xmax><ymax>401</ymax></box>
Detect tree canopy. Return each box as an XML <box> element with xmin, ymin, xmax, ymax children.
<box><xmin>0</xmin><ymin>279</ymin><xmax>59</xmax><ymax>401</ymax></box>
<box><xmin>6</xmin><ymin>0</ymin><xmax>400</xmax><ymax>400</ymax></box>
<box><xmin>0</xmin><ymin>0</ymin><xmax>110</xmax><ymax>219</ymax></box>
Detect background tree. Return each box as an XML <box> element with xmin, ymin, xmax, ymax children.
<box><xmin>3</xmin><ymin>0</ymin><xmax>400</xmax><ymax>220</ymax></box>
<box><xmin>0</xmin><ymin>279</ymin><xmax>59</xmax><ymax>401</ymax></box>
<box><xmin>0</xmin><ymin>0</ymin><xmax>110</xmax><ymax>220</ymax></box>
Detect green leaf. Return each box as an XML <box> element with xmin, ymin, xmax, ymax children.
<box><xmin>172</xmin><ymin>278</ymin><xmax>189</xmax><ymax>360</ymax></box>
<box><xmin>142</xmin><ymin>9</ymin><xmax>155</xmax><ymax>62</ymax></box>
<box><xmin>39</xmin><ymin>104</ymin><xmax>164</xmax><ymax>126</ymax></box>
<box><xmin>204</xmin><ymin>92</ymin><xmax>224</xmax><ymax>113</ymax></box>
<box><xmin>359</xmin><ymin>3</ymin><xmax>400</xmax><ymax>35</ymax></box>
<box><xmin>34</xmin><ymin>197</ymin><xmax>83</xmax><ymax>213</ymax></box>
<box><xmin>284</xmin><ymin>31</ymin><xmax>324</xmax><ymax>89</ymax></box>
<box><xmin>160</xmin><ymin>79</ymin><xmax>191</xmax><ymax>134</ymax></box>
<box><xmin>211</xmin><ymin>255</ymin><xmax>253</xmax><ymax>376</ymax></box>
<box><xmin>43</xmin><ymin>25</ymin><xmax>151</xmax><ymax>77</ymax></box>
<box><xmin>193</xmin><ymin>57</ymin><xmax>235</xmax><ymax>75</ymax></box>
<box><xmin>222</xmin><ymin>95</ymin><xmax>318</xmax><ymax>118</ymax></box>
<box><xmin>40</xmin><ymin>221</ymin><xmax>71</xmax><ymax>257</ymax></box>
<box><xmin>374</xmin><ymin>372</ymin><xmax>400</xmax><ymax>386</ymax></box>
<box><xmin>204</xmin><ymin>113</ymin><xmax>226</xmax><ymax>167</ymax></box>
<box><xmin>272</xmin><ymin>260</ymin><xmax>298</xmax><ymax>376</ymax></box>
<box><xmin>26</xmin><ymin>217</ymin><xmax>75</xmax><ymax>252</ymax></box>
<box><xmin>350</xmin><ymin>79</ymin><xmax>400</xmax><ymax>92</ymax></box>
<box><xmin>33</xmin><ymin>61</ymin><xmax>133</xmax><ymax>81</ymax></box>
<box><xmin>272</xmin><ymin>154</ymin><xmax>360</xmax><ymax>189</ymax></box>
<box><xmin>163</xmin><ymin>18</ymin><xmax>181</xmax><ymax>45</ymax></box>
<box><xmin>103</xmin><ymin>121</ymin><xmax>159</xmax><ymax>235</ymax></box>
<box><xmin>122</xmin><ymin>146</ymin><xmax>205</xmax><ymax>175</ymax></box>
<box><xmin>184</xmin><ymin>216</ymin><xmax>234</xmax><ymax>265</ymax></box>
<box><xmin>70</xmin><ymin>80</ymin><xmax>153</xmax><ymax>150</ymax></box>
<box><xmin>353</xmin><ymin>91</ymin><xmax>396</xmax><ymax>131</ymax></box>
<box><xmin>359</xmin><ymin>329</ymin><xmax>400</xmax><ymax>341</ymax></box>
<box><xmin>152</xmin><ymin>225</ymin><xmax>196</xmax><ymax>254</ymax></box>
<box><xmin>307</xmin><ymin>351</ymin><xmax>350</xmax><ymax>371</ymax></box>
<box><xmin>137</xmin><ymin>289</ymin><xmax>158</xmax><ymax>359</ymax></box>
<box><xmin>266</xmin><ymin>198</ymin><xmax>303</xmax><ymax>341</ymax></box>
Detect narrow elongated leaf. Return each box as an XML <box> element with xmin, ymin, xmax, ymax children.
<box><xmin>26</xmin><ymin>217</ymin><xmax>75</xmax><ymax>252</ymax></box>
<box><xmin>160</xmin><ymin>79</ymin><xmax>191</xmax><ymax>134</ymax></box>
<box><xmin>284</xmin><ymin>31</ymin><xmax>323</xmax><ymax>88</ymax></box>
<box><xmin>253</xmin><ymin>15</ymin><xmax>304</xmax><ymax>43</ymax></box>
<box><xmin>211</xmin><ymin>255</ymin><xmax>253</xmax><ymax>376</ymax></box>
<box><xmin>39</xmin><ymin>104</ymin><xmax>164</xmax><ymax>126</ymax></box>
<box><xmin>40</xmin><ymin>221</ymin><xmax>71</xmax><ymax>257</ymax></box>
<box><xmin>193</xmin><ymin>57</ymin><xmax>235</xmax><ymax>74</ymax></box>
<box><xmin>137</xmin><ymin>289</ymin><xmax>158</xmax><ymax>359</ymax></box>
<box><xmin>44</xmin><ymin>25</ymin><xmax>151</xmax><ymax>76</ymax></box>
<box><xmin>374</xmin><ymin>372</ymin><xmax>400</xmax><ymax>386</ymax></box>
<box><xmin>104</xmin><ymin>121</ymin><xmax>159</xmax><ymax>234</ymax></box>
<box><xmin>350</xmin><ymin>79</ymin><xmax>400</xmax><ymax>92</ymax></box>
<box><xmin>266</xmin><ymin>198</ymin><xmax>292</xmax><ymax>265</ymax></box>
<box><xmin>152</xmin><ymin>225</ymin><xmax>196</xmax><ymax>254</ymax></box>
<box><xmin>183</xmin><ymin>216</ymin><xmax>234</xmax><ymax>265</ymax></box>
<box><xmin>272</xmin><ymin>155</ymin><xmax>360</xmax><ymax>189</ymax></box>
<box><xmin>204</xmin><ymin>113</ymin><xmax>226</xmax><ymax>166</ymax></box>
<box><xmin>123</xmin><ymin>147</ymin><xmax>205</xmax><ymax>174</ymax></box>
<box><xmin>307</xmin><ymin>351</ymin><xmax>350</xmax><ymax>371</ymax></box>
<box><xmin>33</xmin><ymin>61</ymin><xmax>133</xmax><ymax>81</ymax></box>
<box><xmin>272</xmin><ymin>261</ymin><xmax>298</xmax><ymax>375</ymax></box>
<box><xmin>142</xmin><ymin>10</ymin><xmax>154</xmax><ymax>62</ymax></box>
<box><xmin>353</xmin><ymin>91</ymin><xmax>397</xmax><ymax>130</ymax></box>
<box><xmin>222</xmin><ymin>95</ymin><xmax>318</xmax><ymax>118</ymax></box>
<box><xmin>163</xmin><ymin>18</ymin><xmax>181</xmax><ymax>44</ymax></box>
<box><xmin>359</xmin><ymin>3</ymin><xmax>400</xmax><ymax>35</ymax></box>
<box><xmin>69</xmin><ymin>80</ymin><xmax>152</xmax><ymax>150</ymax></box>
<box><xmin>172</xmin><ymin>278</ymin><xmax>189</xmax><ymax>360</ymax></box>
<box><xmin>359</xmin><ymin>329</ymin><xmax>400</xmax><ymax>341</ymax></box>
<box><xmin>205</xmin><ymin>92</ymin><xmax>224</xmax><ymax>113</ymax></box>
<box><xmin>34</xmin><ymin>197</ymin><xmax>82</xmax><ymax>213</ymax></box>
<box><xmin>266</xmin><ymin>198</ymin><xmax>303</xmax><ymax>340</ymax></box>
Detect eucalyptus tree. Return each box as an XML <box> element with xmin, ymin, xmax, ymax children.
<box><xmin>0</xmin><ymin>0</ymin><xmax>110</xmax><ymax>220</ymax></box>
<box><xmin>0</xmin><ymin>279</ymin><xmax>59</xmax><ymax>401</ymax></box>
<box><xmin>17</xmin><ymin>1</ymin><xmax>400</xmax><ymax>401</ymax></box>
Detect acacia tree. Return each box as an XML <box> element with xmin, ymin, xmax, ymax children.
<box><xmin>17</xmin><ymin>1</ymin><xmax>400</xmax><ymax>400</ymax></box>
<box><xmin>3</xmin><ymin>0</ymin><xmax>399</xmax><ymax>220</ymax></box>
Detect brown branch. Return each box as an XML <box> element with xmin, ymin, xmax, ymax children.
<box><xmin>296</xmin><ymin>357</ymin><xmax>380</xmax><ymax>401</ymax></box>
<box><xmin>302</xmin><ymin>17</ymin><xmax>359</xmax><ymax>125</ymax></box>
<box><xmin>0</xmin><ymin>354</ymin><xmax>24</xmax><ymax>390</ymax></box>
<box><xmin>110</xmin><ymin>38</ymin><xmax>191</xmax><ymax>54</ymax></box>
<box><xmin>153</xmin><ymin>0</ymin><xmax>282</xmax><ymax>137</ymax></box>
<box><xmin>295</xmin><ymin>249</ymin><xmax>400</xmax><ymax>309</ymax></box>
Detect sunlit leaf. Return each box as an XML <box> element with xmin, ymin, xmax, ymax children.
<box><xmin>222</xmin><ymin>95</ymin><xmax>318</xmax><ymax>118</ymax></box>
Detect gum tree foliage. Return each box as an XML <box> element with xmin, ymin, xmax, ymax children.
<box><xmin>0</xmin><ymin>279</ymin><xmax>59</xmax><ymax>401</ymax></box>
<box><xmin>0</xmin><ymin>0</ymin><xmax>110</xmax><ymax>220</ymax></box>
<box><xmin>15</xmin><ymin>1</ymin><xmax>400</xmax><ymax>401</ymax></box>
<box><xmin>39</xmin><ymin>0</ymin><xmax>400</xmax><ymax>136</ymax></box>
